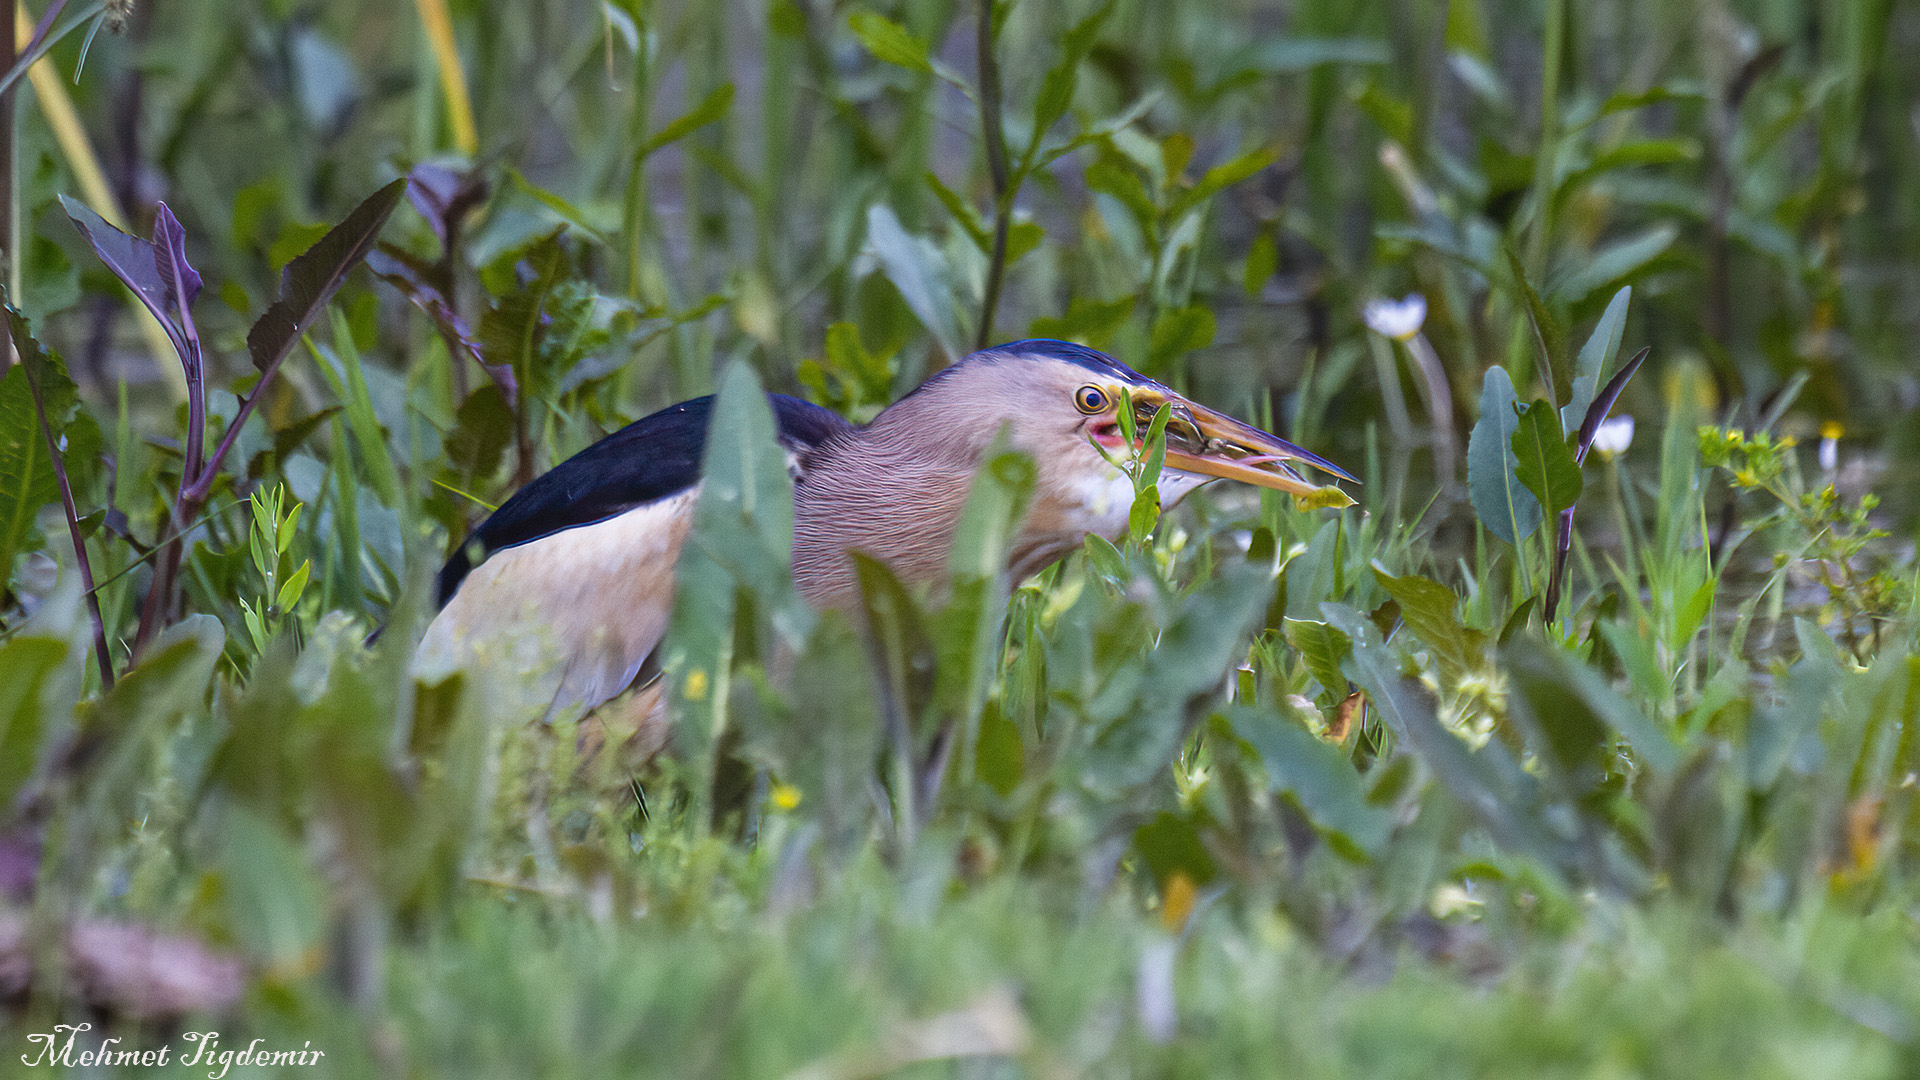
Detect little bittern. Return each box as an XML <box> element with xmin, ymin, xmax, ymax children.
<box><xmin>418</xmin><ymin>339</ymin><xmax>1352</xmax><ymax>725</ymax></box>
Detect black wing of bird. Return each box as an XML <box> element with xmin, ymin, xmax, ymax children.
<box><xmin>436</xmin><ymin>394</ymin><xmax>852</xmax><ymax>607</ymax></box>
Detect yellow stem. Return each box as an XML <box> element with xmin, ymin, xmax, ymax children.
<box><xmin>414</xmin><ymin>0</ymin><xmax>478</xmax><ymax>155</ymax></box>
<box><xmin>15</xmin><ymin>3</ymin><xmax>184</xmax><ymax>399</ymax></box>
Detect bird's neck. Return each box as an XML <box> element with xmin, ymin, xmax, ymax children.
<box><xmin>790</xmin><ymin>422</ymin><xmax>984</xmax><ymax>609</ymax></box>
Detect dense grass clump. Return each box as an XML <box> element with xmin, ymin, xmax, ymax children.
<box><xmin>1</xmin><ymin>0</ymin><xmax>1919</xmax><ymax>1074</ymax></box>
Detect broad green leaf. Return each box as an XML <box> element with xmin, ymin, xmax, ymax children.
<box><xmin>1146</xmin><ymin>305</ymin><xmax>1215</xmax><ymax>372</ymax></box>
<box><xmin>1323</xmin><ymin>603</ymin><xmax>1575</xmax><ymax>870</ymax></box>
<box><xmin>848</xmin><ymin>12</ymin><xmax>930</xmax><ymax>74</ymax></box>
<box><xmin>1562</xmin><ymin>286</ymin><xmax>1630</xmax><ymax>435</ymax></box>
<box><xmin>1467</xmin><ymin>366</ymin><xmax>1541</xmax><ymax>544</ymax></box>
<box><xmin>642</xmin><ymin>83</ymin><xmax>735</xmax><ymax>158</ymax></box>
<box><xmin>1550</xmin><ymin>224</ymin><xmax>1677</xmax><ymax>306</ymax></box>
<box><xmin>0</xmin><ymin>637</ymin><xmax>66</xmax><ymax>806</ymax></box>
<box><xmin>220</xmin><ymin>803</ymin><xmax>327</xmax><ymax>973</ymax></box>
<box><xmin>937</xmin><ymin>440</ymin><xmax>1037</xmax><ymax>734</ymax></box>
<box><xmin>665</xmin><ymin>362</ymin><xmax>810</xmax><ymax>782</ymax></box>
<box><xmin>1083</xmin><ymin>565</ymin><xmax>1271</xmax><ymax>794</ymax></box>
<box><xmin>865</xmin><ymin>204</ymin><xmax>967</xmax><ymax>362</ymax></box>
<box><xmin>1134</xmin><ymin>810</ymin><xmax>1218</xmax><ymax>886</ymax></box>
<box><xmin>0</xmin><ymin>366</ymin><xmax>57</xmax><ymax>588</ymax></box>
<box><xmin>1371</xmin><ymin>566</ymin><xmax>1487</xmax><ymax>676</ymax></box>
<box><xmin>1283</xmin><ymin>618</ymin><xmax>1351</xmax><ymax>699</ymax></box>
<box><xmin>1507</xmin><ymin>638</ymin><xmax>1679</xmax><ymax>777</ymax></box>
<box><xmin>1227</xmin><ymin>705</ymin><xmax>1391</xmax><ymax>856</ymax></box>
<box><xmin>1510</xmin><ymin>398</ymin><xmax>1583</xmax><ymax>520</ymax></box>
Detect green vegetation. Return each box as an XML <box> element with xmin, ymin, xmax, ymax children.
<box><xmin>2</xmin><ymin>0</ymin><xmax>1919</xmax><ymax>1074</ymax></box>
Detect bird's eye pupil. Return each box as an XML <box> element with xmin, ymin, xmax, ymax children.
<box><xmin>1076</xmin><ymin>386</ymin><xmax>1107</xmax><ymax>413</ymax></box>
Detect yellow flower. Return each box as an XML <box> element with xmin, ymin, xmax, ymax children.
<box><xmin>1160</xmin><ymin>871</ymin><xmax>1198</xmax><ymax>932</ymax></box>
<box><xmin>770</xmin><ymin>783</ymin><xmax>802</xmax><ymax>811</ymax></box>
<box><xmin>684</xmin><ymin>668</ymin><xmax>709</xmax><ymax>701</ymax></box>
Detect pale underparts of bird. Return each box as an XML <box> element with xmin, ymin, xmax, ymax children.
<box><xmin>415</xmin><ymin>339</ymin><xmax>1353</xmax><ymax>732</ymax></box>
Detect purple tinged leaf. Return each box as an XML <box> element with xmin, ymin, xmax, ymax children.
<box><xmin>246</xmin><ymin>177</ymin><xmax>407</xmax><ymax>375</ymax></box>
<box><xmin>150</xmin><ymin>203</ymin><xmax>204</xmax><ymax>316</ymax></box>
<box><xmin>1575</xmin><ymin>346</ymin><xmax>1651</xmax><ymax>464</ymax></box>
<box><xmin>59</xmin><ymin>195</ymin><xmax>189</xmax><ymax>362</ymax></box>
<box><xmin>404</xmin><ymin>163</ymin><xmax>489</xmax><ymax>253</ymax></box>
<box><xmin>367</xmin><ymin>243</ymin><xmax>518</xmax><ymax>405</ymax></box>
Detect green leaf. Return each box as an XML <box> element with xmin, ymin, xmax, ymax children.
<box><xmin>315</xmin><ymin>307</ymin><xmax>402</xmax><ymax>507</ymax></box>
<box><xmin>1169</xmin><ymin>145</ymin><xmax>1279</xmax><ymax>222</ymax></box>
<box><xmin>1504</xmin><ymin>637</ymin><xmax>1679</xmax><ymax>778</ymax></box>
<box><xmin>848</xmin><ymin>12</ymin><xmax>931</xmax><ymax>74</ymax></box>
<box><xmin>865</xmin><ymin>204</ymin><xmax>968</xmax><ymax>362</ymax></box>
<box><xmin>1082</xmin><ymin>565</ymin><xmax>1271</xmax><ymax>794</ymax></box>
<box><xmin>247</xmin><ymin>178</ymin><xmax>406</xmax><ymax>376</ymax></box>
<box><xmin>1283</xmin><ymin>618</ymin><xmax>1351</xmax><ymax>700</ymax></box>
<box><xmin>1146</xmin><ymin>305</ymin><xmax>1215</xmax><ymax>372</ymax></box>
<box><xmin>1133</xmin><ymin>810</ymin><xmax>1218</xmax><ymax>886</ymax></box>
<box><xmin>1227</xmin><ymin>705</ymin><xmax>1391</xmax><ymax>857</ymax></box>
<box><xmin>0</xmin><ymin>636</ymin><xmax>66</xmax><ymax>806</ymax></box>
<box><xmin>1371</xmin><ymin>566</ymin><xmax>1487</xmax><ymax>676</ymax></box>
<box><xmin>1467</xmin><ymin>366</ymin><xmax>1541</xmax><ymax>544</ymax></box>
<box><xmin>1323</xmin><ymin>603</ymin><xmax>1575</xmax><ymax>870</ymax></box>
<box><xmin>276</xmin><ymin>560</ymin><xmax>311</xmax><ymax>611</ymax></box>
<box><xmin>506</xmin><ymin>168</ymin><xmax>612</xmax><ymax>244</ymax></box>
<box><xmin>1510</xmin><ymin>398</ymin><xmax>1583</xmax><ymax>521</ymax></box>
<box><xmin>1550</xmin><ymin>224</ymin><xmax>1677</xmax><ymax>306</ymax></box>
<box><xmin>925</xmin><ymin>172</ymin><xmax>989</xmax><ymax>251</ymax></box>
<box><xmin>1026</xmin><ymin>1</ymin><xmax>1113</xmax><ymax>155</ymax></box>
<box><xmin>1243</xmin><ymin>232</ymin><xmax>1278</xmax><ymax>296</ymax></box>
<box><xmin>1502</xmin><ymin>244</ymin><xmax>1566</xmax><ymax>405</ymax></box>
<box><xmin>642</xmin><ymin>83</ymin><xmax>736</xmax><ymax>158</ymax></box>
<box><xmin>0</xmin><ymin>366</ymin><xmax>57</xmax><ymax>588</ymax></box>
<box><xmin>220</xmin><ymin>803</ymin><xmax>327</xmax><ymax>972</ymax></box>
<box><xmin>1027</xmin><ymin>295</ymin><xmax>1134</xmax><ymax>349</ymax></box>
<box><xmin>1561</xmin><ymin>286</ymin><xmax>1630</xmax><ymax>435</ymax></box>
<box><xmin>935</xmin><ymin>442</ymin><xmax>1037</xmax><ymax>746</ymax></box>
<box><xmin>1241</xmin><ymin>36</ymin><xmax>1391</xmax><ymax>72</ymax></box>
<box><xmin>1003</xmin><ymin>221</ymin><xmax>1045</xmax><ymax>266</ymax></box>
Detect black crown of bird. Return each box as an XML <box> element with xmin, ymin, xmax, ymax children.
<box><xmin>416</xmin><ymin>339</ymin><xmax>1354</xmax><ymax>730</ymax></box>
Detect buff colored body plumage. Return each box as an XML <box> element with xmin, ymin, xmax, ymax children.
<box><xmin>417</xmin><ymin>341</ymin><xmax>1351</xmax><ymax>734</ymax></box>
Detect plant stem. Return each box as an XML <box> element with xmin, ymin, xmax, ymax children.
<box><xmin>974</xmin><ymin>0</ymin><xmax>1010</xmax><ymax>351</ymax></box>
<box><xmin>1</xmin><ymin>0</ymin><xmax>16</xmax><ymax>305</ymax></box>
<box><xmin>19</xmin><ymin>351</ymin><xmax>112</xmax><ymax>687</ymax></box>
<box><xmin>1526</xmin><ymin>0</ymin><xmax>1564</xmax><ymax>279</ymax></box>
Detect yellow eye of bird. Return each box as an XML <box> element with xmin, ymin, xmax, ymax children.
<box><xmin>1075</xmin><ymin>385</ymin><xmax>1110</xmax><ymax>414</ymax></box>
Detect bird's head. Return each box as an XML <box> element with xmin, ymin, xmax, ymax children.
<box><xmin>793</xmin><ymin>339</ymin><xmax>1355</xmax><ymax>603</ymax></box>
<box><xmin>864</xmin><ymin>339</ymin><xmax>1354</xmax><ymax>505</ymax></box>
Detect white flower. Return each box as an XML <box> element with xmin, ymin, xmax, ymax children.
<box><xmin>1363</xmin><ymin>293</ymin><xmax>1427</xmax><ymax>342</ymax></box>
<box><xmin>1819</xmin><ymin>420</ymin><xmax>1842</xmax><ymax>472</ymax></box>
<box><xmin>1590</xmin><ymin>415</ymin><xmax>1634</xmax><ymax>458</ymax></box>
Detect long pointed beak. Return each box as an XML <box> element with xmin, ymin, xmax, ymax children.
<box><xmin>1145</xmin><ymin>394</ymin><xmax>1357</xmax><ymax>499</ymax></box>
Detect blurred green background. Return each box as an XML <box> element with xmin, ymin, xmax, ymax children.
<box><xmin>1</xmin><ymin>0</ymin><xmax>1918</xmax><ymax>1076</ymax></box>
